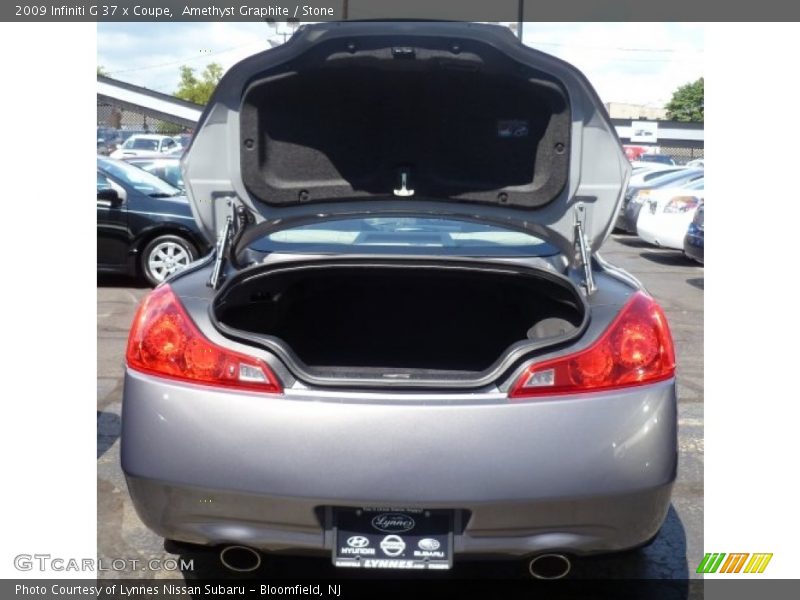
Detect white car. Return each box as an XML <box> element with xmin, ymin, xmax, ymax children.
<box><xmin>110</xmin><ymin>134</ymin><xmax>180</xmax><ymax>158</ymax></box>
<box><xmin>636</xmin><ymin>178</ymin><xmax>705</xmax><ymax>250</ymax></box>
<box><xmin>628</xmin><ymin>163</ymin><xmax>686</xmax><ymax>185</ymax></box>
<box><xmin>686</xmin><ymin>158</ymin><xmax>705</xmax><ymax>168</ymax></box>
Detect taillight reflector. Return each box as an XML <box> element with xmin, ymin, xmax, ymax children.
<box><xmin>126</xmin><ymin>285</ymin><xmax>282</xmax><ymax>393</ymax></box>
<box><xmin>509</xmin><ymin>292</ymin><xmax>675</xmax><ymax>399</ymax></box>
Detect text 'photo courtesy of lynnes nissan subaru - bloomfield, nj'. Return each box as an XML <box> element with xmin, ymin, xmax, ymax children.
<box><xmin>117</xmin><ymin>21</ymin><xmax>681</xmax><ymax>580</ymax></box>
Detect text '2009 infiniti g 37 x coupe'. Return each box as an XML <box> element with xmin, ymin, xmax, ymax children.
<box><xmin>121</xmin><ymin>21</ymin><xmax>677</xmax><ymax>577</ymax></box>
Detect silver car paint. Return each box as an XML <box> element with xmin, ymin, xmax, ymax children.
<box><xmin>122</xmin><ymin>370</ymin><xmax>676</xmax><ymax>556</ymax></box>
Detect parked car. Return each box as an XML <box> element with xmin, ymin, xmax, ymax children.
<box><xmin>172</xmin><ymin>133</ymin><xmax>192</xmax><ymax>149</ymax></box>
<box><xmin>683</xmin><ymin>202</ymin><xmax>704</xmax><ymax>263</ymax></box>
<box><xmin>637</xmin><ymin>153</ymin><xmax>676</xmax><ymax>166</ymax></box>
<box><xmin>121</xmin><ymin>22</ymin><xmax>677</xmax><ymax>577</ymax></box>
<box><xmin>629</xmin><ymin>162</ymin><xmax>684</xmax><ymax>176</ymax></box>
<box><xmin>624</xmin><ymin>145</ymin><xmax>647</xmax><ymax>161</ymax></box>
<box><xmin>164</xmin><ymin>145</ymin><xmax>185</xmax><ymax>157</ymax></box>
<box><xmin>123</xmin><ymin>156</ymin><xmax>184</xmax><ymax>191</ymax></box>
<box><xmin>615</xmin><ymin>166</ymin><xmax>692</xmax><ymax>231</ymax></box>
<box><xmin>97</xmin><ymin>157</ymin><xmax>210</xmax><ymax>285</ymax></box>
<box><xmin>116</xmin><ymin>129</ymin><xmax>150</xmax><ymax>143</ymax></box>
<box><xmin>617</xmin><ymin>168</ymin><xmax>705</xmax><ymax>233</ymax></box>
<box><xmin>686</xmin><ymin>158</ymin><xmax>705</xmax><ymax>168</ymax></box>
<box><xmin>110</xmin><ymin>134</ymin><xmax>181</xmax><ymax>158</ymax></box>
<box><xmin>629</xmin><ymin>163</ymin><xmax>685</xmax><ymax>181</ymax></box>
<box><xmin>636</xmin><ymin>178</ymin><xmax>704</xmax><ymax>250</ymax></box>
<box><xmin>97</xmin><ymin>127</ymin><xmax>123</xmax><ymax>155</ymax></box>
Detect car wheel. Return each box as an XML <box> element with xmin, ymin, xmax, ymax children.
<box><xmin>141</xmin><ymin>234</ymin><xmax>196</xmax><ymax>286</ymax></box>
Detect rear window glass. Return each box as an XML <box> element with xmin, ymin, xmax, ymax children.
<box><xmin>642</xmin><ymin>168</ymin><xmax>681</xmax><ymax>182</ymax></box>
<box><xmin>250</xmin><ymin>217</ymin><xmax>558</xmax><ymax>257</ymax></box>
<box><xmin>98</xmin><ymin>158</ymin><xmax>180</xmax><ymax>197</ymax></box>
<box><xmin>124</xmin><ymin>138</ymin><xmax>160</xmax><ymax>151</ymax></box>
<box><xmin>647</xmin><ymin>169</ymin><xmax>703</xmax><ymax>188</ymax></box>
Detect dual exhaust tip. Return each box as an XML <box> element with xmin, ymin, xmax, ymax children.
<box><xmin>219</xmin><ymin>545</ymin><xmax>262</xmax><ymax>572</ymax></box>
<box><xmin>219</xmin><ymin>545</ymin><xmax>571</xmax><ymax>579</ymax></box>
<box><xmin>528</xmin><ymin>553</ymin><xmax>571</xmax><ymax>579</ymax></box>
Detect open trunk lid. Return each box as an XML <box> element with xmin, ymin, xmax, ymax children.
<box><xmin>183</xmin><ymin>21</ymin><xmax>629</xmax><ymax>269</ymax></box>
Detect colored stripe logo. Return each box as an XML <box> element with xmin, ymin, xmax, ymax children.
<box><xmin>697</xmin><ymin>553</ymin><xmax>772</xmax><ymax>574</ymax></box>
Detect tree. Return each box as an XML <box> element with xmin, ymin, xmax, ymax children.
<box><xmin>97</xmin><ymin>65</ymin><xmax>108</xmax><ymax>76</ymax></box>
<box><xmin>155</xmin><ymin>121</ymin><xmax>184</xmax><ymax>135</ymax></box>
<box><xmin>174</xmin><ymin>62</ymin><xmax>224</xmax><ymax>106</ymax></box>
<box><xmin>665</xmin><ymin>78</ymin><xmax>704</xmax><ymax>122</ymax></box>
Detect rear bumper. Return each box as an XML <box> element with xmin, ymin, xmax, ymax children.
<box><xmin>121</xmin><ymin>370</ymin><xmax>678</xmax><ymax>557</ymax></box>
<box><xmin>621</xmin><ymin>201</ymin><xmax>644</xmax><ymax>233</ymax></box>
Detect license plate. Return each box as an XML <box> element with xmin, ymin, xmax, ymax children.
<box><xmin>333</xmin><ymin>508</ymin><xmax>453</xmax><ymax>570</ymax></box>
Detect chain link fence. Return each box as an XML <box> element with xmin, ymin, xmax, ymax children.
<box><xmin>97</xmin><ymin>100</ymin><xmax>191</xmax><ymax>154</ymax></box>
<box><xmin>659</xmin><ymin>145</ymin><xmax>704</xmax><ymax>165</ymax></box>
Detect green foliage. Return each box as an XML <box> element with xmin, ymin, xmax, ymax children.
<box><xmin>665</xmin><ymin>78</ymin><xmax>704</xmax><ymax>122</ymax></box>
<box><xmin>174</xmin><ymin>62</ymin><xmax>224</xmax><ymax>106</ymax></box>
<box><xmin>155</xmin><ymin>121</ymin><xmax>184</xmax><ymax>135</ymax></box>
<box><xmin>97</xmin><ymin>65</ymin><xmax>108</xmax><ymax>76</ymax></box>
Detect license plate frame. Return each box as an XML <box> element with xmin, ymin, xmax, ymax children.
<box><xmin>332</xmin><ymin>507</ymin><xmax>453</xmax><ymax>570</ymax></box>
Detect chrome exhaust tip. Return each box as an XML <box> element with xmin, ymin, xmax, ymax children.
<box><xmin>219</xmin><ymin>545</ymin><xmax>262</xmax><ymax>573</ymax></box>
<box><xmin>528</xmin><ymin>553</ymin><xmax>571</xmax><ymax>579</ymax></box>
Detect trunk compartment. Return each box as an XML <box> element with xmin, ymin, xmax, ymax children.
<box><xmin>213</xmin><ymin>260</ymin><xmax>585</xmax><ymax>381</ymax></box>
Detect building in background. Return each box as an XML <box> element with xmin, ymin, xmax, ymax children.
<box><xmin>604</xmin><ymin>102</ymin><xmax>668</xmax><ymax>120</ymax></box>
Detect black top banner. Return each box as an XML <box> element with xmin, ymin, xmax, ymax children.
<box><xmin>4</xmin><ymin>0</ymin><xmax>800</xmax><ymax>22</ymax></box>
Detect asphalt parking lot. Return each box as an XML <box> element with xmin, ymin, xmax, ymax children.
<box><xmin>97</xmin><ymin>233</ymin><xmax>703</xmax><ymax>581</ymax></box>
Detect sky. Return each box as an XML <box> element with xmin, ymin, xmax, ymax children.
<box><xmin>97</xmin><ymin>22</ymin><xmax>704</xmax><ymax>107</ymax></box>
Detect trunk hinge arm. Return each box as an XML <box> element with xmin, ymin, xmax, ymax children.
<box><xmin>208</xmin><ymin>198</ymin><xmax>251</xmax><ymax>290</ymax></box>
<box><xmin>574</xmin><ymin>202</ymin><xmax>596</xmax><ymax>295</ymax></box>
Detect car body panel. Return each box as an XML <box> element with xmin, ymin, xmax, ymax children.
<box><xmin>111</xmin><ymin>134</ymin><xmax>179</xmax><ymax>159</ymax></box>
<box><xmin>122</xmin><ymin>370</ymin><xmax>676</xmax><ymax>555</ymax></box>
<box><xmin>627</xmin><ymin>165</ymin><xmax>685</xmax><ymax>184</ymax></box>
<box><xmin>182</xmin><ymin>21</ymin><xmax>629</xmax><ymax>264</ymax></box>
<box><xmin>637</xmin><ymin>187</ymin><xmax>704</xmax><ymax>250</ymax></box>
<box><xmin>97</xmin><ymin>176</ymin><xmax>130</xmax><ymax>269</ymax></box>
<box><xmin>636</xmin><ymin>198</ymin><xmax>694</xmax><ymax>250</ymax></box>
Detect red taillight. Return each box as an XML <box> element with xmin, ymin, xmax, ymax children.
<box><xmin>509</xmin><ymin>292</ymin><xmax>674</xmax><ymax>399</ymax></box>
<box><xmin>126</xmin><ymin>285</ymin><xmax>282</xmax><ymax>393</ymax></box>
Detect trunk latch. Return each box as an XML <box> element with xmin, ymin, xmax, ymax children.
<box><xmin>574</xmin><ymin>202</ymin><xmax>596</xmax><ymax>295</ymax></box>
<box><xmin>393</xmin><ymin>170</ymin><xmax>415</xmax><ymax>197</ymax></box>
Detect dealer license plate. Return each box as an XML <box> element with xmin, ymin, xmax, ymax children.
<box><xmin>333</xmin><ymin>507</ymin><xmax>453</xmax><ymax>570</ymax></box>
